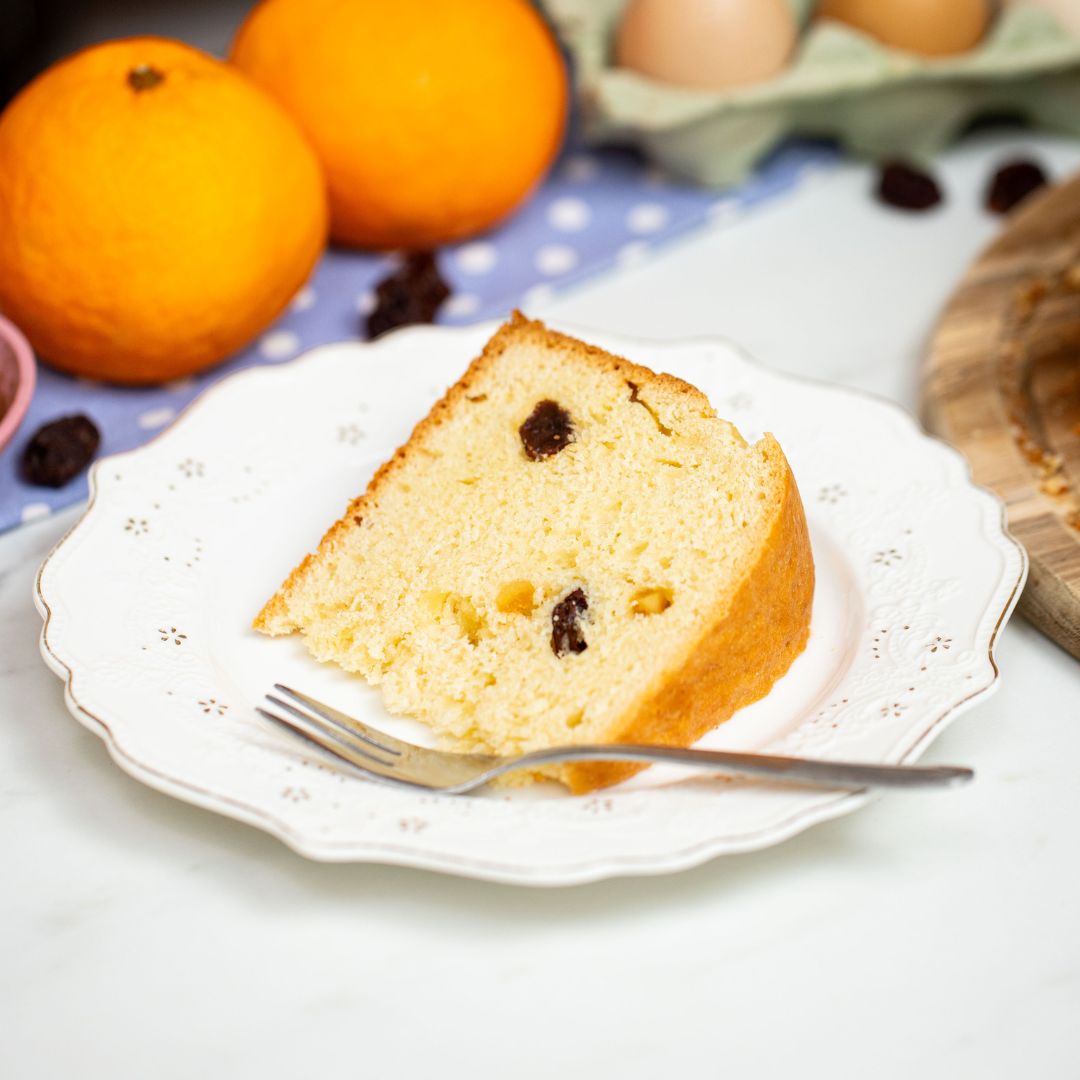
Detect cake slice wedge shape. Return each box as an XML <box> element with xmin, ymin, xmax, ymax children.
<box><xmin>256</xmin><ymin>313</ymin><xmax>814</xmax><ymax>793</ymax></box>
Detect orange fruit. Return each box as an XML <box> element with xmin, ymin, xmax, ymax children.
<box><xmin>0</xmin><ymin>37</ymin><xmax>328</xmax><ymax>385</ymax></box>
<box><xmin>231</xmin><ymin>0</ymin><xmax>567</xmax><ymax>250</ymax></box>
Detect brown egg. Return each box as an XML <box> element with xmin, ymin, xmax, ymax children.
<box><xmin>615</xmin><ymin>0</ymin><xmax>797</xmax><ymax>90</ymax></box>
<box><xmin>818</xmin><ymin>0</ymin><xmax>991</xmax><ymax>57</ymax></box>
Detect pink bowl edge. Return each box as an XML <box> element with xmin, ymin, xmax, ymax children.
<box><xmin>0</xmin><ymin>314</ymin><xmax>37</xmax><ymax>454</ymax></box>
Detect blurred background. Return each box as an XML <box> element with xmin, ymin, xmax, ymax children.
<box><xmin>1</xmin><ymin>0</ymin><xmax>253</xmax><ymax>103</ymax></box>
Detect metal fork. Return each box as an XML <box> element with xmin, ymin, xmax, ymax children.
<box><xmin>257</xmin><ymin>684</ymin><xmax>973</xmax><ymax>795</ymax></box>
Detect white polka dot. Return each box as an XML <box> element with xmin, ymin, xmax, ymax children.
<box><xmin>616</xmin><ymin>241</ymin><xmax>650</xmax><ymax>269</ymax></box>
<box><xmin>534</xmin><ymin>244</ymin><xmax>579</xmax><ymax>277</ymax></box>
<box><xmin>291</xmin><ymin>284</ymin><xmax>317</xmax><ymax>312</ymax></box>
<box><xmin>626</xmin><ymin>203</ymin><xmax>670</xmax><ymax>234</ymax></box>
<box><xmin>707</xmin><ymin>198</ymin><xmax>740</xmax><ymax>224</ymax></box>
<box><xmin>443</xmin><ymin>293</ymin><xmax>481</xmax><ymax>317</ymax></box>
<box><xmin>560</xmin><ymin>154</ymin><xmax>599</xmax><ymax>182</ymax></box>
<box><xmin>21</xmin><ymin>503</ymin><xmax>51</xmax><ymax>524</ymax></box>
<box><xmin>165</xmin><ymin>377</ymin><xmax>196</xmax><ymax>394</ymax></box>
<box><xmin>455</xmin><ymin>242</ymin><xmax>498</xmax><ymax>275</ymax></box>
<box><xmin>357</xmin><ymin>291</ymin><xmax>377</xmax><ymax>316</ymax></box>
<box><xmin>547</xmin><ymin>197</ymin><xmax>591</xmax><ymax>233</ymax></box>
<box><xmin>522</xmin><ymin>283</ymin><xmax>555</xmax><ymax>309</ymax></box>
<box><xmin>259</xmin><ymin>329</ymin><xmax>301</xmax><ymax>360</ymax></box>
<box><xmin>136</xmin><ymin>406</ymin><xmax>176</xmax><ymax>430</ymax></box>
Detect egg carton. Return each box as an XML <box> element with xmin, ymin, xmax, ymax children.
<box><xmin>541</xmin><ymin>1</ymin><xmax>1080</xmax><ymax>185</ymax></box>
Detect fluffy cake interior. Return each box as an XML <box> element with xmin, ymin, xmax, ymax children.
<box><xmin>256</xmin><ymin>314</ymin><xmax>811</xmax><ymax>786</ymax></box>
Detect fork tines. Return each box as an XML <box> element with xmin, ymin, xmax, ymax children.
<box><xmin>257</xmin><ymin>683</ymin><xmax>411</xmax><ymax>786</ymax></box>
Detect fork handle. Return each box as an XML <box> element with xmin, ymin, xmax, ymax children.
<box><xmin>512</xmin><ymin>745</ymin><xmax>972</xmax><ymax>790</ymax></box>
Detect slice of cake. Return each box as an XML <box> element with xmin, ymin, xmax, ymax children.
<box><xmin>255</xmin><ymin>313</ymin><xmax>814</xmax><ymax>793</ymax></box>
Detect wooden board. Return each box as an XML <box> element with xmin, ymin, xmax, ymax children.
<box><xmin>922</xmin><ymin>172</ymin><xmax>1080</xmax><ymax>659</ymax></box>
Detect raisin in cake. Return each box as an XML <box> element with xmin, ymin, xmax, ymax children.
<box><xmin>255</xmin><ymin>313</ymin><xmax>814</xmax><ymax>793</ymax></box>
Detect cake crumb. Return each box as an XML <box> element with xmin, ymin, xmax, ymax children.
<box><xmin>1039</xmin><ymin>454</ymin><xmax>1064</xmax><ymax>478</ymax></box>
<box><xmin>1013</xmin><ymin>280</ymin><xmax>1047</xmax><ymax>321</ymax></box>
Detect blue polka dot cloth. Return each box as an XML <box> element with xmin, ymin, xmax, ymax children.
<box><xmin>0</xmin><ymin>139</ymin><xmax>837</xmax><ymax>533</ymax></box>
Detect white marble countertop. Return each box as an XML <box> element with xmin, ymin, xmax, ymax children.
<box><xmin>3</xmin><ymin>131</ymin><xmax>1080</xmax><ymax>1080</ymax></box>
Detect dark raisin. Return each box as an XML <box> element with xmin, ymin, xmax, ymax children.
<box><xmin>21</xmin><ymin>415</ymin><xmax>100</xmax><ymax>488</ymax></box>
<box><xmin>364</xmin><ymin>252</ymin><xmax>450</xmax><ymax>340</ymax></box>
<box><xmin>551</xmin><ymin>587</ymin><xmax>588</xmax><ymax>657</ymax></box>
<box><xmin>986</xmin><ymin>160</ymin><xmax>1048</xmax><ymax>215</ymax></box>
<box><xmin>519</xmin><ymin>399</ymin><xmax>574</xmax><ymax>461</ymax></box>
<box><xmin>876</xmin><ymin>162</ymin><xmax>943</xmax><ymax>212</ymax></box>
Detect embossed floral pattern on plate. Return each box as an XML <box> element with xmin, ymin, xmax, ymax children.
<box><xmin>35</xmin><ymin>323</ymin><xmax>1026</xmax><ymax>885</ymax></box>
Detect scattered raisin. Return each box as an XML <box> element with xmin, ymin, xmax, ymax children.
<box><xmin>876</xmin><ymin>162</ymin><xmax>942</xmax><ymax>212</ymax></box>
<box><xmin>21</xmin><ymin>415</ymin><xmax>100</xmax><ymax>488</ymax></box>
<box><xmin>364</xmin><ymin>252</ymin><xmax>450</xmax><ymax>340</ymax></box>
<box><xmin>551</xmin><ymin>587</ymin><xmax>588</xmax><ymax>657</ymax></box>
<box><xmin>986</xmin><ymin>160</ymin><xmax>1048</xmax><ymax>215</ymax></box>
<box><xmin>519</xmin><ymin>399</ymin><xmax>574</xmax><ymax>460</ymax></box>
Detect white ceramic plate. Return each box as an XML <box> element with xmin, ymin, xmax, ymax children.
<box><xmin>36</xmin><ymin>322</ymin><xmax>1026</xmax><ymax>885</ymax></box>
